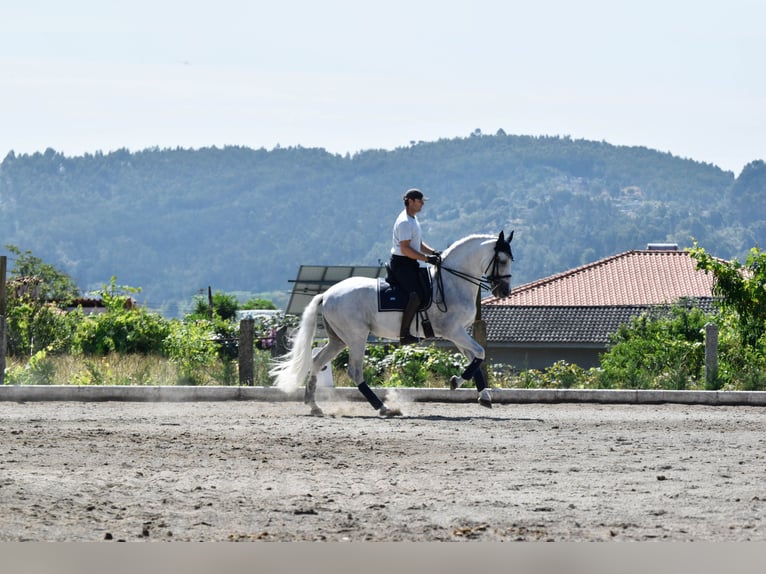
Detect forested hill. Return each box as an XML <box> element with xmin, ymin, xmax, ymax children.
<box><xmin>2</xmin><ymin>131</ymin><xmax>765</xmax><ymax>316</ymax></box>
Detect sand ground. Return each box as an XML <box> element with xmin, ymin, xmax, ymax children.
<box><xmin>1</xmin><ymin>399</ymin><xmax>764</xmax><ymax>541</ymax></box>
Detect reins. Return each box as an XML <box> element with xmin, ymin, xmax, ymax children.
<box><xmin>432</xmin><ymin>251</ymin><xmax>511</xmax><ymax>312</ymax></box>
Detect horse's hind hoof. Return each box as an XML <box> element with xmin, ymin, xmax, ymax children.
<box><xmin>478</xmin><ymin>389</ymin><xmax>492</xmax><ymax>408</ymax></box>
<box><xmin>478</xmin><ymin>398</ymin><xmax>492</xmax><ymax>409</ymax></box>
<box><xmin>310</xmin><ymin>406</ymin><xmax>324</xmax><ymax>417</ymax></box>
<box><xmin>379</xmin><ymin>405</ymin><xmax>402</xmax><ymax>417</ymax></box>
<box><xmin>450</xmin><ymin>375</ymin><xmax>464</xmax><ymax>391</ymax></box>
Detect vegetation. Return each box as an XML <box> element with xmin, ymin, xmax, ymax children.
<box><xmin>2</xmin><ymin>131</ymin><xmax>765</xmax><ymax>390</ymax></box>
<box><xmin>2</xmin><ymin>135</ymin><xmax>763</xmax><ymax>316</ymax></box>
<box><xmin>3</xmin><ymin>240</ymin><xmax>766</xmax><ymax>391</ymax></box>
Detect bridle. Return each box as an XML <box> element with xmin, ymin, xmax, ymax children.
<box><xmin>433</xmin><ymin>233</ymin><xmax>513</xmax><ymax>312</ymax></box>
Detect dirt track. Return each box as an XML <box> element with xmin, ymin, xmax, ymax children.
<box><xmin>1</xmin><ymin>398</ymin><xmax>764</xmax><ymax>541</ymax></box>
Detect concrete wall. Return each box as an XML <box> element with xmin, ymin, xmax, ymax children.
<box><xmin>486</xmin><ymin>345</ymin><xmax>603</xmax><ymax>371</ymax></box>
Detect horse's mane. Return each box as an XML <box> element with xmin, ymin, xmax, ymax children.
<box><xmin>442</xmin><ymin>233</ymin><xmax>496</xmax><ymax>259</ymax></box>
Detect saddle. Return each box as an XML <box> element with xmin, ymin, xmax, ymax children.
<box><xmin>377</xmin><ymin>267</ymin><xmax>433</xmax><ymax>312</ymax></box>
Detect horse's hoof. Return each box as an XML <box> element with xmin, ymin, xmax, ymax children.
<box><xmin>449</xmin><ymin>375</ymin><xmax>464</xmax><ymax>391</ymax></box>
<box><xmin>310</xmin><ymin>406</ymin><xmax>324</xmax><ymax>417</ymax></box>
<box><xmin>379</xmin><ymin>405</ymin><xmax>402</xmax><ymax>417</ymax></box>
<box><xmin>478</xmin><ymin>389</ymin><xmax>492</xmax><ymax>408</ymax></box>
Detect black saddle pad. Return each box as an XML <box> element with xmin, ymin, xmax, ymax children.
<box><xmin>377</xmin><ymin>268</ymin><xmax>433</xmax><ymax>312</ymax></box>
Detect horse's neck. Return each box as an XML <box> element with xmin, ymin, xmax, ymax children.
<box><xmin>445</xmin><ymin>237</ymin><xmax>491</xmax><ymax>276</ymax></box>
<box><xmin>436</xmin><ymin>237</ymin><xmax>492</xmax><ymax>297</ymax></box>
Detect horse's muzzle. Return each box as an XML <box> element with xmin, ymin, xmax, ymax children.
<box><xmin>491</xmin><ymin>280</ymin><xmax>511</xmax><ymax>298</ymax></box>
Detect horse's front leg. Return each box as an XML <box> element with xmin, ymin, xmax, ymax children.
<box><xmin>445</xmin><ymin>330</ymin><xmax>492</xmax><ymax>408</ymax></box>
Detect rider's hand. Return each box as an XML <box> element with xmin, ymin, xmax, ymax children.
<box><xmin>426</xmin><ymin>254</ymin><xmax>440</xmax><ymax>265</ymax></box>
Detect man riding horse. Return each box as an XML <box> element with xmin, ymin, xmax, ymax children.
<box><xmin>388</xmin><ymin>188</ymin><xmax>441</xmax><ymax>345</ymax></box>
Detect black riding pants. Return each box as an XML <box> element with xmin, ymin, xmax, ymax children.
<box><xmin>389</xmin><ymin>255</ymin><xmax>425</xmax><ymax>299</ymax></box>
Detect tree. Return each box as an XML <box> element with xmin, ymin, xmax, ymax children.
<box><xmin>242</xmin><ymin>297</ymin><xmax>277</xmax><ymax>310</ymax></box>
<box><xmin>5</xmin><ymin>245</ymin><xmax>80</xmax><ymax>301</ymax></box>
<box><xmin>3</xmin><ymin>246</ymin><xmax>81</xmax><ymax>356</ymax></box>
<box><xmin>191</xmin><ymin>291</ymin><xmax>239</xmax><ymax>321</ymax></box>
<box><xmin>688</xmin><ymin>243</ymin><xmax>766</xmax><ymax>348</ymax></box>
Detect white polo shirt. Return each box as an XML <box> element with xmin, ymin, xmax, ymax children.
<box><xmin>391</xmin><ymin>208</ymin><xmax>423</xmax><ymax>258</ymax></box>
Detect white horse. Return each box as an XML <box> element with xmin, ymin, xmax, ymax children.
<box><xmin>269</xmin><ymin>231</ymin><xmax>513</xmax><ymax>416</ymax></box>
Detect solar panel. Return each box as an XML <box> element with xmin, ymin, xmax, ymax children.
<box><xmin>285</xmin><ymin>265</ymin><xmax>387</xmax><ymax>337</ymax></box>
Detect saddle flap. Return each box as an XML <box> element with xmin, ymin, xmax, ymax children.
<box><xmin>377</xmin><ymin>269</ymin><xmax>433</xmax><ymax>312</ymax></box>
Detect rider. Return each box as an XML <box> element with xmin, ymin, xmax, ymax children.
<box><xmin>389</xmin><ymin>188</ymin><xmax>441</xmax><ymax>345</ymax></box>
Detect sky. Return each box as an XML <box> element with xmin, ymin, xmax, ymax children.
<box><xmin>1</xmin><ymin>0</ymin><xmax>764</xmax><ymax>175</ymax></box>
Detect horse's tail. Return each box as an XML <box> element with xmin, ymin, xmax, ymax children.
<box><xmin>269</xmin><ymin>293</ymin><xmax>323</xmax><ymax>393</ymax></box>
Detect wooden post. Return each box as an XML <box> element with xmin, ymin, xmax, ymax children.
<box><xmin>0</xmin><ymin>255</ymin><xmax>7</xmax><ymax>386</ymax></box>
<box><xmin>238</xmin><ymin>318</ymin><xmax>255</xmax><ymax>386</ymax></box>
<box><xmin>207</xmin><ymin>286</ymin><xmax>214</xmax><ymax>319</ymax></box>
<box><xmin>705</xmin><ymin>322</ymin><xmax>719</xmax><ymax>389</ymax></box>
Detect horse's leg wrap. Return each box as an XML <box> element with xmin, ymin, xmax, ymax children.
<box><xmin>472</xmin><ymin>367</ymin><xmax>488</xmax><ymax>392</ymax></box>
<box><xmin>460</xmin><ymin>358</ymin><xmax>483</xmax><ymax>382</ymax></box>
<box><xmin>304</xmin><ymin>374</ymin><xmax>317</xmax><ymax>405</ymax></box>
<box><xmin>357</xmin><ymin>382</ymin><xmax>384</xmax><ymax>410</ymax></box>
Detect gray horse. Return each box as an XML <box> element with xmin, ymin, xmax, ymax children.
<box><xmin>270</xmin><ymin>231</ymin><xmax>513</xmax><ymax>416</ymax></box>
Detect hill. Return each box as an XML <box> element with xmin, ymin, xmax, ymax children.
<box><xmin>1</xmin><ymin>131</ymin><xmax>764</xmax><ymax>316</ymax></box>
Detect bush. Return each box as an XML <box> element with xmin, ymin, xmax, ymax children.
<box><xmin>331</xmin><ymin>344</ymin><xmax>464</xmax><ymax>387</ymax></box>
<box><xmin>163</xmin><ymin>319</ymin><xmax>220</xmax><ymax>385</ymax></box>
<box><xmin>716</xmin><ymin>325</ymin><xmax>766</xmax><ymax>391</ymax></box>
<box><xmin>5</xmin><ymin>300</ymin><xmax>79</xmax><ymax>357</ymax></box>
<box><xmin>597</xmin><ymin>305</ymin><xmax>711</xmax><ymax>390</ymax></box>
<box><xmin>72</xmin><ymin>308</ymin><xmax>170</xmax><ymax>355</ymax></box>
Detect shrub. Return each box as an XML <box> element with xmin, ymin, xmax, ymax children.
<box><xmin>331</xmin><ymin>344</ymin><xmax>463</xmax><ymax>387</ymax></box>
<box><xmin>163</xmin><ymin>319</ymin><xmax>219</xmax><ymax>385</ymax></box>
<box><xmin>598</xmin><ymin>305</ymin><xmax>711</xmax><ymax>390</ymax></box>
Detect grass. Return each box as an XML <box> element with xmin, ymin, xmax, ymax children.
<box><xmin>2</xmin><ymin>353</ymin><xmax>750</xmax><ymax>391</ymax></box>
<box><xmin>3</xmin><ymin>352</ymin><xmax>274</xmax><ymax>386</ymax></box>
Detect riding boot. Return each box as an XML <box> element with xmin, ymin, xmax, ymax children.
<box><xmin>399</xmin><ymin>292</ymin><xmax>421</xmax><ymax>345</ymax></box>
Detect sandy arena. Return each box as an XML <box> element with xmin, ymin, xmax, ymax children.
<box><xmin>1</xmin><ymin>397</ymin><xmax>764</xmax><ymax>542</ymax></box>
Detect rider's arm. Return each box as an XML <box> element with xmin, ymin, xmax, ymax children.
<box><xmin>399</xmin><ymin>239</ymin><xmax>429</xmax><ymax>262</ymax></box>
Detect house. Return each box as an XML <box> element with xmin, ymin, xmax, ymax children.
<box><xmin>480</xmin><ymin>244</ymin><xmax>717</xmax><ymax>370</ymax></box>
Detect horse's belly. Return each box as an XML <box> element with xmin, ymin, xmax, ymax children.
<box><xmin>322</xmin><ymin>277</ymin><xmax>401</xmax><ymax>339</ymax></box>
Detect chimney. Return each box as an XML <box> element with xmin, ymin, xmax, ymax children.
<box><xmin>646</xmin><ymin>243</ymin><xmax>679</xmax><ymax>251</ymax></box>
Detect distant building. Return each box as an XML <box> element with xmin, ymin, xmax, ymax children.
<box><xmin>480</xmin><ymin>244</ymin><xmax>717</xmax><ymax>370</ymax></box>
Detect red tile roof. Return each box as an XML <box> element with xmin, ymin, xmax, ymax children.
<box><xmin>485</xmin><ymin>248</ymin><xmax>716</xmax><ymax>306</ymax></box>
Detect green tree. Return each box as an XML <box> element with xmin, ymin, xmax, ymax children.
<box><xmin>688</xmin><ymin>243</ymin><xmax>766</xmax><ymax>348</ymax></box>
<box><xmin>191</xmin><ymin>291</ymin><xmax>240</xmax><ymax>321</ymax></box>
<box><xmin>5</xmin><ymin>244</ymin><xmax>79</xmax><ymax>301</ymax></box>
<box><xmin>3</xmin><ymin>246</ymin><xmax>81</xmax><ymax>356</ymax></box>
<box><xmin>242</xmin><ymin>297</ymin><xmax>277</xmax><ymax>310</ymax></box>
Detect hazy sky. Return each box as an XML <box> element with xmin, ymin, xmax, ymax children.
<box><xmin>1</xmin><ymin>0</ymin><xmax>764</xmax><ymax>175</ymax></box>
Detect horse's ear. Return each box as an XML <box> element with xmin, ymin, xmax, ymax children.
<box><xmin>508</xmin><ymin>230</ymin><xmax>514</xmax><ymax>243</ymax></box>
<box><xmin>498</xmin><ymin>230</ymin><xmax>505</xmax><ymax>243</ymax></box>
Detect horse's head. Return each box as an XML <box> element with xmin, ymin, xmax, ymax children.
<box><xmin>487</xmin><ymin>230</ymin><xmax>513</xmax><ymax>298</ymax></box>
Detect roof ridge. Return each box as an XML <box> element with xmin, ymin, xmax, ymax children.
<box><xmin>485</xmin><ymin>250</ymin><xmax>638</xmax><ymax>303</ymax></box>
<box><xmin>483</xmin><ymin>248</ymin><xmax>714</xmax><ymax>306</ymax></box>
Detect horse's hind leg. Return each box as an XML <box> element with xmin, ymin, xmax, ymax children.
<box><xmin>348</xmin><ymin>341</ymin><xmax>401</xmax><ymax>417</ymax></box>
<box><xmin>304</xmin><ymin>374</ymin><xmax>323</xmax><ymax>416</ymax></box>
<box><xmin>304</xmin><ymin>336</ymin><xmax>346</xmax><ymax>416</ymax></box>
